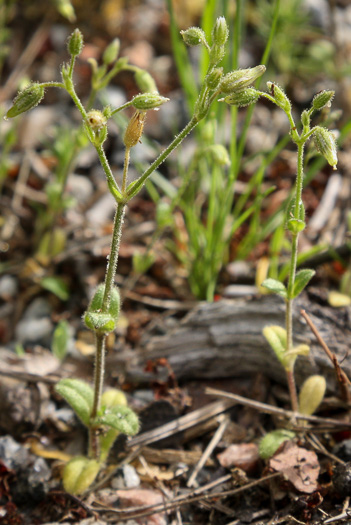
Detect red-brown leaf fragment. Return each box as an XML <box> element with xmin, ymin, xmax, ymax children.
<box><xmin>269</xmin><ymin>441</ymin><xmax>320</xmax><ymax>493</ymax></box>
<box><xmin>217</xmin><ymin>443</ymin><xmax>259</xmax><ymax>472</ymax></box>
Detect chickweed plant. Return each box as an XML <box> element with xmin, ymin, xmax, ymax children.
<box><xmin>6</xmin><ymin>20</ymin><xmax>268</xmax><ymax>494</ymax></box>
<box><xmin>239</xmin><ymin>85</ymin><xmax>337</xmax><ymax>416</ymax></box>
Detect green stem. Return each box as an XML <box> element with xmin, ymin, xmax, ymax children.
<box><xmin>102</xmin><ymin>203</ymin><xmax>126</xmax><ymax>312</ymax></box>
<box><xmin>285</xmin><ymin>141</ymin><xmax>305</xmax><ymax>411</ymax></box>
<box><xmin>89</xmin><ymin>332</ymin><xmax>105</xmax><ymax>458</ymax></box>
<box><xmin>127</xmin><ymin>117</ymin><xmax>199</xmax><ymax>198</ymax></box>
<box><xmin>95</xmin><ymin>145</ymin><xmax>122</xmax><ymax>199</ymax></box>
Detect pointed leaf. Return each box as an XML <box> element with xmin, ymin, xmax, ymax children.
<box><xmin>259</xmin><ymin>430</ymin><xmax>295</xmax><ymax>460</ymax></box>
<box><xmin>63</xmin><ymin>456</ymin><xmax>100</xmax><ymax>495</ymax></box>
<box><xmin>40</xmin><ymin>276</ymin><xmax>69</xmax><ymax>301</ymax></box>
<box><xmin>55</xmin><ymin>379</ymin><xmax>94</xmax><ymax>426</ymax></box>
<box><xmin>292</xmin><ymin>269</ymin><xmax>315</xmax><ymax>298</ymax></box>
<box><xmin>299</xmin><ymin>375</ymin><xmax>326</xmax><ymax>416</ymax></box>
<box><xmin>261</xmin><ymin>278</ymin><xmax>287</xmax><ymax>299</ymax></box>
<box><xmin>93</xmin><ymin>405</ymin><xmax>139</xmax><ymax>436</ymax></box>
<box><xmin>263</xmin><ymin>325</ymin><xmax>287</xmax><ymax>366</ymax></box>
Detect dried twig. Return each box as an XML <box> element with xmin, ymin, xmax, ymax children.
<box><xmin>205</xmin><ymin>387</ymin><xmax>351</xmax><ymax>429</ymax></box>
<box><xmin>301</xmin><ymin>309</ymin><xmax>351</xmax><ymax>407</ymax></box>
<box><xmin>93</xmin><ymin>472</ymin><xmax>281</xmax><ymax>522</ymax></box>
<box><xmin>187</xmin><ymin>415</ymin><xmax>228</xmax><ymax>488</ymax></box>
<box><xmin>127</xmin><ymin>399</ymin><xmax>236</xmax><ymax>448</ymax></box>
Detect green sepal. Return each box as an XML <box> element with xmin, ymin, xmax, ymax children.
<box><xmin>55</xmin><ymin>379</ymin><xmax>94</xmax><ymax>426</ymax></box>
<box><xmin>84</xmin><ymin>312</ymin><xmax>116</xmax><ymax>333</ymax></box>
<box><xmin>93</xmin><ymin>405</ymin><xmax>139</xmax><ymax>436</ymax></box>
<box><xmin>259</xmin><ymin>430</ymin><xmax>295</xmax><ymax>460</ymax></box>
<box><xmin>287</xmin><ymin>218</ymin><xmax>306</xmax><ymax>234</ymax></box>
<box><xmin>263</xmin><ymin>325</ymin><xmax>287</xmax><ymax>367</ymax></box>
<box><xmin>6</xmin><ymin>83</ymin><xmax>45</xmax><ymax>118</ymax></box>
<box><xmin>261</xmin><ymin>278</ymin><xmax>287</xmax><ymax>299</ymax></box>
<box><xmin>291</xmin><ymin>269</ymin><xmax>315</xmax><ymax>298</ymax></box>
<box><xmin>63</xmin><ymin>456</ymin><xmax>100</xmax><ymax>495</ymax></box>
<box><xmin>84</xmin><ymin>284</ymin><xmax>120</xmax><ymax>334</ymax></box>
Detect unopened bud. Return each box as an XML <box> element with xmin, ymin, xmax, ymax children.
<box><xmin>267</xmin><ymin>82</ymin><xmax>291</xmax><ymax>113</ymax></box>
<box><xmin>301</xmin><ymin>110</ymin><xmax>310</xmax><ymax>128</ymax></box>
<box><xmin>124</xmin><ymin>111</ymin><xmax>146</xmax><ymax>148</ymax></box>
<box><xmin>67</xmin><ymin>28</ymin><xmax>83</xmax><ymax>58</ymax></box>
<box><xmin>180</xmin><ymin>27</ymin><xmax>207</xmax><ymax>47</ymax></box>
<box><xmin>86</xmin><ymin>110</ymin><xmax>107</xmax><ymax>131</ymax></box>
<box><xmin>103</xmin><ymin>38</ymin><xmax>120</xmax><ymax>65</ymax></box>
<box><xmin>132</xmin><ymin>93</ymin><xmax>169</xmax><ymax>111</ymax></box>
<box><xmin>211</xmin><ymin>17</ymin><xmax>229</xmax><ymax>47</ymax></box>
<box><xmin>135</xmin><ymin>69</ymin><xmax>158</xmax><ymax>93</ymax></box>
<box><xmin>313</xmin><ymin>126</ymin><xmax>338</xmax><ymax>169</ymax></box>
<box><xmin>6</xmin><ymin>83</ymin><xmax>45</xmax><ymax>118</ymax></box>
<box><xmin>220</xmin><ymin>65</ymin><xmax>266</xmax><ymax>94</ymax></box>
<box><xmin>222</xmin><ymin>88</ymin><xmax>260</xmax><ymax>107</ymax></box>
<box><xmin>312</xmin><ymin>90</ymin><xmax>334</xmax><ymax>110</ymax></box>
<box><xmin>207</xmin><ymin>144</ymin><xmax>231</xmax><ymax>166</ymax></box>
<box><xmin>205</xmin><ymin>67</ymin><xmax>223</xmax><ymax>90</ymax></box>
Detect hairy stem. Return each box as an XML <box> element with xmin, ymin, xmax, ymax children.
<box><xmin>285</xmin><ymin>141</ymin><xmax>305</xmax><ymax>411</ymax></box>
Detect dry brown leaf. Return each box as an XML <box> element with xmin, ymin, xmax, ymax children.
<box><xmin>116</xmin><ymin>488</ymin><xmax>168</xmax><ymax>525</ymax></box>
<box><xmin>269</xmin><ymin>441</ymin><xmax>320</xmax><ymax>493</ymax></box>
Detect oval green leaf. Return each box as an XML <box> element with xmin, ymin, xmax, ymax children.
<box><xmin>55</xmin><ymin>379</ymin><xmax>94</xmax><ymax>426</ymax></box>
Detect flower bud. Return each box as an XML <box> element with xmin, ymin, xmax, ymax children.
<box><xmin>220</xmin><ymin>65</ymin><xmax>266</xmax><ymax>94</ymax></box>
<box><xmin>301</xmin><ymin>110</ymin><xmax>310</xmax><ymax>128</ymax></box>
<box><xmin>180</xmin><ymin>27</ymin><xmax>207</xmax><ymax>47</ymax></box>
<box><xmin>67</xmin><ymin>28</ymin><xmax>83</xmax><ymax>58</ymax></box>
<box><xmin>207</xmin><ymin>144</ymin><xmax>231</xmax><ymax>166</ymax></box>
<box><xmin>6</xmin><ymin>83</ymin><xmax>45</xmax><ymax>119</ymax></box>
<box><xmin>86</xmin><ymin>110</ymin><xmax>107</xmax><ymax>132</ymax></box>
<box><xmin>131</xmin><ymin>93</ymin><xmax>169</xmax><ymax>111</ymax></box>
<box><xmin>222</xmin><ymin>88</ymin><xmax>260</xmax><ymax>107</ymax></box>
<box><xmin>205</xmin><ymin>67</ymin><xmax>223</xmax><ymax>90</ymax></box>
<box><xmin>103</xmin><ymin>38</ymin><xmax>120</xmax><ymax>65</ymax></box>
<box><xmin>313</xmin><ymin>126</ymin><xmax>338</xmax><ymax>169</ymax></box>
<box><xmin>124</xmin><ymin>111</ymin><xmax>146</xmax><ymax>148</ymax></box>
<box><xmin>211</xmin><ymin>17</ymin><xmax>229</xmax><ymax>47</ymax></box>
<box><xmin>135</xmin><ymin>69</ymin><xmax>158</xmax><ymax>93</ymax></box>
<box><xmin>267</xmin><ymin>82</ymin><xmax>291</xmax><ymax>113</ymax></box>
<box><xmin>312</xmin><ymin>90</ymin><xmax>334</xmax><ymax>110</ymax></box>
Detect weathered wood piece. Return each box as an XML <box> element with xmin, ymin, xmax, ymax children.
<box><xmin>129</xmin><ymin>292</ymin><xmax>351</xmax><ymax>389</ymax></box>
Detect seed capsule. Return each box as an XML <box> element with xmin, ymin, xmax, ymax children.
<box><xmin>67</xmin><ymin>28</ymin><xmax>83</xmax><ymax>58</ymax></box>
<box><xmin>312</xmin><ymin>90</ymin><xmax>334</xmax><ymax>110</ymax></box>
<box><xmin>220</xmin><ymin>66</ymin><xmax>266</xmax><ymax>94</ymax></box>
<box><xmin>124</xmin><ymin>111</ymin><xmax>146</xmax><ymax>148</ymax></box>
<box><xmin>6</xmin><ymin>83</ymin><xmax>45</xmax><ymax>119</ymax></box>
<box><xmin>313</xmin><ymin>126</ymin><xmax>338</xmax><ymax>169</ymax></box>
